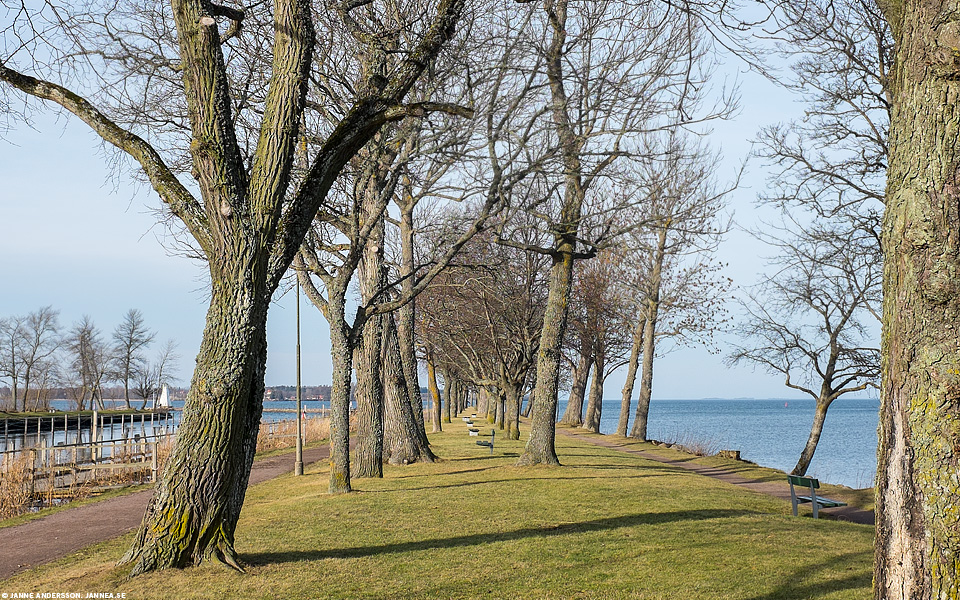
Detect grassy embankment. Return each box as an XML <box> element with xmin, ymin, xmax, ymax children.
<box><xmin>2</xmin><ymin>419</ymin><xmax>874</xmax><ymax>599</ymax></box>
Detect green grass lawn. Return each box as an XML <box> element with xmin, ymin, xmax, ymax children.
<box><xmin>2</xmin><ymin>420</ymin><xmax>874</xmax><ymax>599</ymax></box>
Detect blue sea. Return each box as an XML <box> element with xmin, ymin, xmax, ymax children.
<box><xmin>562</xmin><ymin>397</ymin><xmax>879</xmax><ymax>489</ymax></box>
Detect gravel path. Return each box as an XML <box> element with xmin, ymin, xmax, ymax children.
<box><xmin>556</xmin><ymin>427</ymin><xmax>875</xmax><ymax>525</ymax></box>
<box><xmin>0</xmin><ymin>445</ymin><xmax>331</xmax><ymax>580</ymax></box>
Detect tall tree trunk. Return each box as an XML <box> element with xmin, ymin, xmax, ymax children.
<box><xmin>792</xmin><ymin>398</ymin><xmax>832</xmax><ymax>476</ymax></box>
<box><xmin>120</xmin><ymin>279</ymin><xmax>269</xmax><ymax>574</ymax></box>
<box><xmin>876</xmin><ymin>2</ymin><xmax>960</xmax><ymax>595</ymax></box>
<box><xmin>560</xmin><ymin>350</ymin><xmax>591</xmax><ymax>426</ymax></box>
<box><xmin>630</xmin><ymin>228</ymin><xmax>665</xmax><ymax>441</ymax></box>
<box><xmin>519</xmin><ymin>251</ymin><xmax>574</xmax><ymax>465</ymax></box>
<box><xmin>441</xmin><ymin>370</ymin><xmax>453</xmax><ymax>423</ymax></box>
<box><xmin>485</xmin><ymin>386</ymin><xmax>496</xmax><ymax>423</ymax></box>
<box><xmin>496</xmin><ymin>388</ymin><xmax>505</xmax><ymax>430</ymax></box>
<box><xmin>382</xmin><ymin>315</ymin><xmax>435</xmax><ymax>464</ymax></box>
<box><xmin>503</xmin><ymin>382</ymin><xmax>521</xmax><ymax>440</ymax></box>
<box><xmin>396</xmin><ymin>199</ymin><xmax>429</xmax><ymax>442</ymax></box>
<box><xmin>353</xmin><ymin>203</ymin><xmax>387</xmax><ymax>478</ymax></box>
<box><xmin>582</xmin><ymin>354</ymin><xmax>604</xmax><ymax>433</ymax></box>
<box><xmin>518</xmin><ymin>0</ymin><xmax>582</xmax><ymax>467</ymax></box>
<box><xmin>617</xmin><ymin>317</ymin><xmax>645</xmax><ymax>437</ymax></box>
<box><xmin>521</xmin><ymin>390</ymin><xmax>533</xmax><ymax>418</ymax></box>
<box><xmin>426</xmin><ymin>353</ymin><xmax>442</xmax><ymax>433</ymax></box>
<box><xmin>629</xmin><ymin>314</ymin><xmax>657</xmax><ymax>441</ymax></box>
<box><xmin>353</xmin><ymin>314</ymin><xmax>384</xmax><ymax>478</ymax></box>
<box><xmin>326</xmin><ymin>300</ymin><xmax>354</xmax><ymax>495</ymax></box>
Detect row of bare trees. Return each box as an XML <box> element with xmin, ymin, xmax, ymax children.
<box><xmin>3</xmin><ymin>0</ymin><xmax>958</xmax><ymax>593</ymax></box>
<box><xmin>0</xmin><ymin>307</ymin><xmax>178</xmax><ymax>411</ymax></box>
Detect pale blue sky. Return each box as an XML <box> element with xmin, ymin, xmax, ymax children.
<box><xmin>0</xmin><ymin>63</ymin><xmax>858</xmax><ymax>401</ymax></box>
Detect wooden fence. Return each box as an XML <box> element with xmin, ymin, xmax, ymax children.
<box><xmin>0</xmin><ymin>433</ymin><xmax>173</xmax><ymax>499</ymax></box>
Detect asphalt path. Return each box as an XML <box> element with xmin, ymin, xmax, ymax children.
<box><xmin>0</xmin><ymin>445</ymin><xmax>331</xmax><ymax>580</ymax></box>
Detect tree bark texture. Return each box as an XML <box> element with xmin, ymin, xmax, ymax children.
<box><xmin>426</xmin><ymin>355</ymin><xmax>443</xmax><ymax>433</ymax></box>
<box><xmin>792</xmin><ymin>399</ymin><xmax>832</xmax><ymax>476</ymax></box>
<box><xmin>353</xmin><ymin>314</ymin><xmax>384</xmax><ymax>478</ymax></box>
<box><xmin>876</xmin><ymin>2</ymin><xmax>960</xmax><ymax>596</ymax></box>
<box><xmin>121</xmin><ymin>279</ymin><xmax>269</xmax><ymax>574</ymax></box>
<box><xmin>617</xmin><ymin>318</ymin><xmax>645</xmax><ymax>436</ymax></box>
<box><xmin>326</xmin><ymin>304</ymin><xmax>354</xmax><ymax>494</ymax></box>
<box><xmin>560</xmin><ymin>350</ymin><xmax>591</xmax><ymax>426</ymax></box>
<box><xmin>504</xmin><ymin>383</ymin><xmax>522</xmax><ymax>440</ymax></box>
<box><xmin>442</xmin><ymin>370</ymin><xmax>453</xmax><ymax>423</ymax></box>
<box><xmin>582</xmin><ymin>354</ymin><xmax>604</xmax><ymax>433</ymax></box>
<box><xmin>353</xmin><ymin>194</ymin><xmax>387</xmax><ymax>478</ymax></box>
<box><xmin>383</xmin><ymin>315</ymin><xmax>436</xmax><ymax>464</ymax></box>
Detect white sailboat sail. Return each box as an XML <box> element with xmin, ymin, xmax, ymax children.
<box><xmin>156</xmin><ymin>384</ymin><xmax>171</xmax><ymax>408</ymax></box>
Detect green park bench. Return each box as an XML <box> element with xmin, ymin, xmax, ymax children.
<box><xmin>787</xmin><ymin>475</ymin><xmax>847</xmax><ymax>518</ymax></box>
<box><xmin>476</xmin><ymin>430</ymin><xmax>495</xmax><ymax>454</ymax></box>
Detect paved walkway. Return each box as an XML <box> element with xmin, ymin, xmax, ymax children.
<box><xmin>556</xmin><ymin>427</ymin><xmax>875</xmax><ymax>525</ymax></box>
<box><xmin>0</xmin><ymin>446</ymin><xmax>331</xmax><ymax>580</ymax></box>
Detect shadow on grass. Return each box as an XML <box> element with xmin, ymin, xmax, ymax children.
<box><xmin>741</xmin><ymin>550</ymin><xmax>872</xmax><ymax>600</ymax></box>
<box><xmin>368</xmin><ymin>473</ymin><xmax>669</xmax><ymax>493</ymax></box>
<box><xmin>244</xmin><ymin>509</ymin><xmax>752</xmax><ymax>566</ymax></box>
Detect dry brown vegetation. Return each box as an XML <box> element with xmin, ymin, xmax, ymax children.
<box><xmin>256</xmin><ymin>417</ymin><xmax>330</xmax><ymax>453</ymax></box>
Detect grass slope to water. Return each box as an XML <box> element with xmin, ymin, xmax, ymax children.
<box><xmin>3</xmin><ymin>420</ymin><xmax>873</xmax><ymax>599</ymax></box>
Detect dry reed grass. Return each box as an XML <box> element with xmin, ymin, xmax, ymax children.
<box><xmin>0</xmin><ymin>453</ymin><xmax>36</xmax><ymax>519</ymax></box>
<box><xmin>256</xmin><ymin>417</ymin><xmax>330</xmax><ymax>453</ymax></box>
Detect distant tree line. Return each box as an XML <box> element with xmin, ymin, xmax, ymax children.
<box><xmin>264</xmin><ymin>385</ymin><xmax>332</xmax><ymax>402</ymax></box>
<box><xmin>0</xmin><ymin>307</ymin><xmax>179</xmax><ymax>412</ymax></box>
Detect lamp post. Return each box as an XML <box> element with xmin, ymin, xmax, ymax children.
<box><xmin>295</xmin><ymin>276</ymin><xmax>304</xmax><ymax>476</ymax></box>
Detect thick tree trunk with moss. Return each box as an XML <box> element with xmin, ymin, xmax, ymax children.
<box><xmin>616</xmin><ymin>318</ymin><xmax>645</xmax><ymax>436</ymax></box>
<box><xmin>875</xmin><ymin>2</ymin><xmax>960</xmax><ymax>595</ymax></box>
<box><xmin>495</xmin><ymin>388</ymin><xmax>506</xmax><ymax>429</ymax></box>
<box><xmin>426</xmin><ymin>354</ymin><xmax>442</xmax><ymax>432</ymax></box>
<box><xmin>582</xmin><ymin>354</ymin><xmax>604</xmax><ymax>433</ymax></box>
<box><xmin>792</xmin><ymin>398</ymin><xmax>831</xmax><ymax>476</ymax></box>
<box><xmin>120</xmin><ymin>278</ymin><xmax>267</xmax><ymax>574</ymax></box>
<box><xmin>560</xmin><ymin>350</ymin><xmax>591</xmax><ymax>426</ymax></box>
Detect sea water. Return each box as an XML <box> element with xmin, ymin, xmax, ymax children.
<box><xmin>44</xmin><ymin>397</ymin><xmax>879</xmax><ymax>488</ymax></box>
<box><xmin>565</xmin><ymin>397</ymin><xmax>879</xmax><ymax>489</ymax></box>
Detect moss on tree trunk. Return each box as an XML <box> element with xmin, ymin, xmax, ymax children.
<box><xmin>876</xmin><ymin>1</ymin><xmax>960</xmax><ymax>595</ymax></box>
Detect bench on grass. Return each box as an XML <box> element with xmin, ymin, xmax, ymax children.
<box><xmin>476</xmin><ymin>430</ymin><xmax>495</xmax><ymax>454</ymax></box>
<box><xmin>787</xmin><ymin>475</ymin><xmax>847</xmax><ymax>518</ymax></box>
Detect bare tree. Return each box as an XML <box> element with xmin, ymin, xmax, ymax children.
<box><xmin>729</xmin><ymin>228</ymin><xmax>880</xmax><ymax>475</ymax></box>
<box><xmin>516</xmin><ymin>0</ymin><xmax>736</xmax><ymax>466</ymax></box>
<box><xmin>0</xmin><ymin>308</ymin><xmax>61</xmax><ymax>411</ymax></box>
<box><xmin>620</xmin><ymin>139</ymin><xmax>732</xmax><ymax>441</ymax></box>
<box><xmin>112</xmin><ymin>309</ymin><xmax>155</xmax><ymax>409</ymax></box>
<box><xmin>133</xmin><ymin>339</ymin><xmax>180</xmax><ymax>409</ymax></box>
<box><xmin>64</xmin><ymin>316</ymin><xmax>110</xmax><ymax>411</ymax></box>
<box><xmin>1</xmin><ymin>0</ymin><xmax>469</xmax><ymax>574</ymax></box>
<box><xmin>0</xmin><ymin>314</ymin><xmax>26</xmax><ymax>411</ymax></box>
